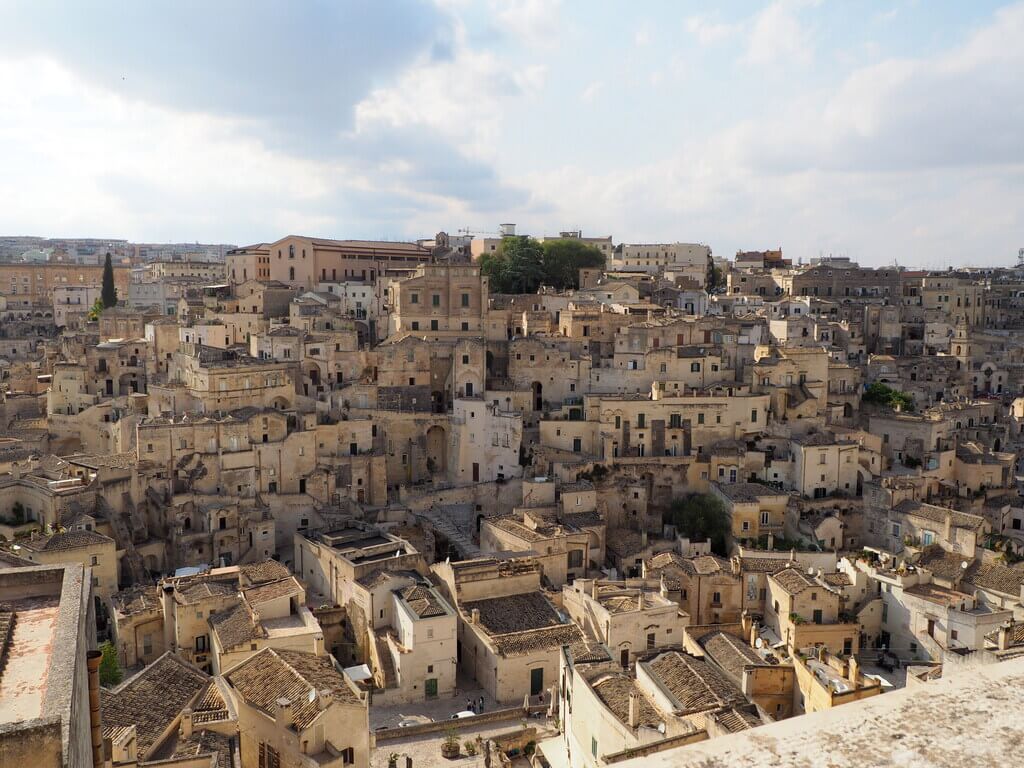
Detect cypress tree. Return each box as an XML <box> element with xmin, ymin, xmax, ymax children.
<box><xmin>101</xmin><ymin>252</ymin><xmax>117</xmax><ymax>308</ymax></box>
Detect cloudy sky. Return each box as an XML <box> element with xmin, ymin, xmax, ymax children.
<box><xmin>1</xmin><ymin>1</ymin><xmax>1022</xmax><ymax>267</ymax></box>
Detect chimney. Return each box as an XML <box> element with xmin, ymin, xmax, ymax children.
<box><xmin>179</xmin><ymin>708</ymin><xmax>193</xmax><ymax>740</ymax></box>
<box><xmin>767</xmin><ymin>533</ymin><xmax>775</xmax><ymax>550</ymax></box>
<box><xmin>275</xmin><ymin>698</ymin><xmax>293</xmax><ymax>728</ymax></box>
<box><xmin>471</xmin><ymin>608</ymin><xmax>480</xmax><ymax>625</ymax></box>
<box><xmin>641</xmin><ymin>529</ymin><xmax>648</xmax><ymax>549</ymax></box>
<box><xmin>659</xmin><ymin>573</ymin><xmax>668</xmax><ymax>598</ymax></box>
<box><xmin>87</xmin><ymin>649</ymin><xmax>103</xmax><ymax>768</ymax></box>
<box><xmin>848</xmin><ymin>656</ymin><xmax>860</xmax><ymax>690</ymax></box>
<box><xmin>318</xmin><ymin>689</ymin><xmax>333</xmax><ymax>711</ymax></box>
<box><xmin>817</xmin><ymin>645</ymin><xmax>828</xmax><ymax>663</ymax></box>
<box><xmin>997</xmin><ymin>622</ymin><xmax>1013</xmax><ymax>651</ymax></box>
<box><xmin>750</xmin><ymin>619</ymin><xmax>759</xmax><ymax>647</ymax></box>
<box><xmin>637</xmin><ymin>590</ymin><xmax>644</xmax><ymax>611</ymax></box>
<box><xmin>740</xmin><ymin>610</ymin><xmax>752</xmax><ymax>639</ymax></box>
<box><xmin>627</xmin><ymin>692</ymin><xmax>641</xmax><ymax>728</ymax></box>
<box><xmin>789</xmin><ymin>548</ymin><xmax>796</xmax><ymax>563</ymax></box>
<box><xmin>591</xmin><ymin>579</ymin><xmax>600</xmax><ymax>599</ymax></box>
<box><xmin>944</xmin><ymin>511</ymin><xmax>953</xmax><ymax>542</ymax></box>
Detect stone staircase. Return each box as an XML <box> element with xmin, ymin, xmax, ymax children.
<box><xmin>373</xmin><ymin>629</ymin><xmax>398</xmax><ymax>689</ymax></box>
<box><xmin>417</xmin><ymin>511</ymin><xmax>481</xmax><ymax>559</ymax></box>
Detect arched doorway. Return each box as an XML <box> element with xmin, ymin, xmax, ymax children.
<box><xmin>426</xmin><ymin>425</ymin><xmax>447</xmax><ymax>475</ymax></box>
<box><xmin>532</xmin><ymin>381</ymin><xmax>543</xmax><ymax>411</ymax></box>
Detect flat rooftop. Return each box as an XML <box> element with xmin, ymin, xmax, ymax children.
<box><xmin>617</xmin><ymin>656</ymin><xmax>1024</xmax><ymax>768</ymax></box>
<box><xmin>0</xmin><ymin>595</ymin><xmax>60</xmax><ymax>725</ymax></box>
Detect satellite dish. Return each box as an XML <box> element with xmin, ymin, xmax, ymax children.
<box><xmin>961</xmin><ymin>561</ymin><xmax>968</xmax><ymax>570</ymax></box>
<box><xmin>755</xmin><ymin>638</ymin><xmax>764</xmax><ymax>649</ymax></box>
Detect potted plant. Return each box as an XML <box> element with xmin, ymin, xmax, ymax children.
<box><xmin>465</xmin><ymin>740</ymin><xmax>478</xmax><ymax>756</ymax></box>
<box><xmin>388</xmin><ymin>753</ymin><xmax>400</xmax><ymax>768</ymax></box>
<box><xmin>441</xmin><ymin>728</ymin><xmax>460</xmax><ymax>759</ymax></box>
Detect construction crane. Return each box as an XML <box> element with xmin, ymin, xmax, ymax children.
<box><xmin>457</xmin><ymin>223</ymin><xmax>518</xmax><ymax>238</ymax></box>
<box><xmin>1017</xmin><ymin>248</ymin><xmax>1024</xmax><ymax>269</ymax></box>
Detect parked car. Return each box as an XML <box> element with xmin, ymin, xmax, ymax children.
<box><xmin>451</xmin><ymin>710</ymin><xmax>476</xmax><ymax>719</ymax></box>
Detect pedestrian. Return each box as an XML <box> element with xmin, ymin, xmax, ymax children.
<box><xmin>478</xmin><ymin>695</ymin><xmax>485</xmax><ymax>713</ymax></box>
<box><xmin>466</xmin><ymin>698</ymin><xmax>473</xmax><ymax>713</ymax></box>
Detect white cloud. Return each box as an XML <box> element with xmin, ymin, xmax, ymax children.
<box><xmin>526</xmin><ymin>3</ymin><xmax>1024</xmax><ymax>267</ymax></box>
<box><xmin>490</xmin><ymin>0</ymin><xmax>563</xmax><ymax>48</ymax></box>
<box><xmin>744</xmin><ymin>1</ymin><xmax>818</xmax><ymax>67</ymax></box>
<box><xmin>685</xmin><ymin>15</ymin><xmax>738</xmax><ymax>45</ymax></box>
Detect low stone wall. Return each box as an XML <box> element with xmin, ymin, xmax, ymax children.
<box><xmin>375</xmin><ymin>705</ymin><xmax>546</xmax><ymax>743</ymax></box>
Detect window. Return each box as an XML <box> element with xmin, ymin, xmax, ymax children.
<box><xmin>742</xmin><ymin>520</ymin><xmax>750</xmax><ymax>531</ymax></box>
<box><xmin>427</xmin><ymin>628</ymin><xmax>434</xmax><ymax>639</ymax></box>
<box><xmin>751</xmin><ymin>409</ymin><xmax>758</xmax><ymax>423</ymax></box>
<box><xmin>712</xmin><ymin>591</ymin><xmax>721</xmax><ymax>605</ymax></box>
<box><xmin>461</xmin><ymin>292</ymin><xmax>470</xmax><ymax>307</ymax></box>
<box><xmin>411</xmin><ymin>321</ymin><xmax>419</xmax><ymax>331</ymax></box>
<box><xmin>690</xmin><ymin>362</ymin><xmax>701</xmax><ymax>372</ymax></box>
<box><xmin>432</xmin><ymin>294</ymin><xmax>440</xmax><ymax>307</ymax></box>
<box><xmin>91</xmin><ymin>555</ymin><xmax>98</xmax><ymax>566</ymax></box>
<box><xmin>462</xmin><ymin>355</ymin><xmax>469</xmax><ymax>364</ymax></box>
<box><xmin>259</xmin><ymin>742</ymin><xmax>282</xmax><ymax>768</ymax></box>
<box><xmin>819</xmin><ymin>452</ymin><xmax>827</xmax><ymax>464</ymax></box>
<box><xmin>697</xmin><ymin>413</ymin><xmax>704</xmax><ymax>425</ymax></box>
<box><xmin>647</xmin><ymin>632</ymin><xmax>656</xmax><ymax>649</ymax></box>
<box><xmin>891</xmin><ymin>523</ymin><xmax>901</xmax><ymax>539</ymax></box>
<box><xmin>760</xmin><ymin>511</ymin><xmax>769</xmax><ymax>525</ymax></box>
<box><xmin>592</xmin><ymin>738</ymin><xmax>598</xmax><ymax>758</ymax></box>
<box><xmin>410</xmin><ymin>293</ymin><xmax>419</xmax><ymax>304</ymax></box>
<box><xmin>430</xmin><ymin>319</ymin><xmax>438</xmax><ymax>331</ymax></box>
<box><xmin>950</xmin><ymin>629</ymin><xmax>958</xmax><ymax>641</ymax></box>
<box><xmin>637</xmin><ymin>413</ymin><xmax>646</xmax><ymax>428</ymax></box>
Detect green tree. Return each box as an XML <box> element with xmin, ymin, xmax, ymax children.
<box><xmin>707</xmin><ymin>263</ymin><xmax>726</xmax><ymax>292</ymax></box>
<box><xmin>87</xmin><ymin>296</ymin><xmax>105</xmax><ymax>322</ymax></box>
<box><xmin>669</xmin><ymin>493</ymin><xmax>731</xmax><ymax>556</ymax></box>
<box><xmin>540</xmin><ymin>239</ymin><xmax>606</xmax><ymax>290</ymax></box>
<box><xmin>863</xmin><ymin>382</ymin><xmax>914</xmax><ymax>411</ymax></box>
<box><xmin>101</xmin><ymin>252</ymin><xmax>117</xmax><ymax>309</ymax></box>
<box><xmin>500</xmin><ymin>236</ymin><xmax>545</xmax><ymax>294</ymax></box>
<box><xmin>98</xmin><ymin>640</ymin><xmax>122</xmax><ymax>687</ymax></box>
<box><xmin>478</xmin><ymin>250</ymin><xmax>512</xmax><ymax>293</ymax></box>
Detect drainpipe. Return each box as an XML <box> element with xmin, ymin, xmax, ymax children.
<box><xmin>87</xmin><ymin>649</ymin><xmax>103</xmax><ymax>768</ymax></box>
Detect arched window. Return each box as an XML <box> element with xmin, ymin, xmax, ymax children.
<box><xmin>289</xmin><ymin>266</ymin><xmax>295</xmax><ymax>281</ymax></box>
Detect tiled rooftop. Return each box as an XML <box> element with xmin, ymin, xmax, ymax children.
<box><xmin>397</xmin><ymin>584</ymin><xmax>450</xmax><ymax>619</ymax></box>
<box><xmin>699</xmin><ymin>631</ymin><xmax>767</xmax><ymax>683</ymax></box>
<box><xmin>225</xmin><ymin>648</ymin><xmax>359</xmax><ymax>732</ymax></box>
<box><xmin>102</xmin><ymin>652</ymin><xmax>209</xmax><ymax>758</ymax></box>
<box><xmin>645</xmin><ymin>650</ymin><xmax>747</xmax><ymax>714</ymax></box>
<box><xmin>590</xmin><ymin>672</ymin><xmax>662</xmax><ymax>729</ymax></box>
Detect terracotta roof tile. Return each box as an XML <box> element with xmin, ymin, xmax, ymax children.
<box><xmin>101</xmin><ymin>652</ymin><xmax>209</xmax><ymax>757</ymax></box>
<box><xmin>225</xmin><ymin>649</ymin><xmax>359</xmax><ymax>732</ymax></box>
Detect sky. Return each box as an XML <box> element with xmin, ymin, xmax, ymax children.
<box><xmin>1</xmin><ymin>0</ymin><xmax>1022</xmax><ymax>267</ymax></box>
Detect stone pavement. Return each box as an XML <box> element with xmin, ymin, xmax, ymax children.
<box><xmin>372</xmin><ymin>718</ymin><xmax>558</xmax><ymax>768</ymax></box>
<box><xmin>370</xmin><ymin>676</ymin><xmax>498</xmax><ymax>730</ymax></box>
